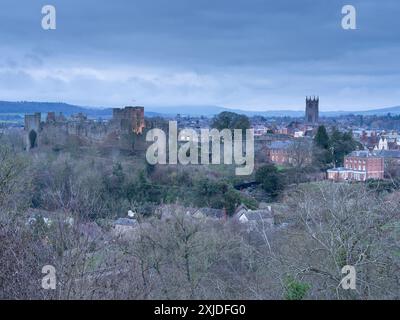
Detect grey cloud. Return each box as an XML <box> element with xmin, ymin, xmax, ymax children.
<box><xmin>0</xmin><ymin>0</ymin><xmax>399</xmax><ymax>109</ymax></box>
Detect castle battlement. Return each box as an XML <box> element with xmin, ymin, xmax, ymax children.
<box><xmin>112</xmin><ymin>106</ymin><xmax>145</xmax><ymax>134</ymax></box>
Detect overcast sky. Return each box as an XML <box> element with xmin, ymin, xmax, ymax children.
<box><xmin>0</xmin><ymin>0</ymin><xmax>399</xmax><ymax>111</ymax></box>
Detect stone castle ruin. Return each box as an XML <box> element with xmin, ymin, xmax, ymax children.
<box><xmin>24</xmin><ymin>112</ymin><xmax>41</xmax><ymax>150</ymax></box>
<box><xmin>24</xmin><ymin>106</ymin><xmax>146</xmax><ymax>152</ymax></box>
<box><xmin>112</xmin><ymin>107</ymin><xmax>145</xmax><ymax>134</ymax></box>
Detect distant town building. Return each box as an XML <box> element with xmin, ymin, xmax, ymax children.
<box><xmin>373</xmin><ymin>149</ymin><xmax>400</xmax><ymax>164</ymax></box>
<box><xmin>360</xmin><ymin>130</ymin><xmax>379</xmax><ymax>150</ymax></box>
<box><xmin>253</xmin><ymin>125</ymin><xmax>270</xmax><ymax>137</ymax></box>
<box><xmin>266</xmin><ymin>139</ymin><xmax>312</xmax><ymax>166</ymax></box>
<box><xmin>327</xmin><ymin>151</ymin><xmax>384</xmax><ymax>181</ymax></box>
<box><xmin>305</xmin><ymin>96</ymin><xmax>319</xmax><ymax>124</ymax></box>
<box><xmin>71</xmin><ymin>112</ymin><xmax>87</xmax><ymax>122</ymax></box>
<box><xmin>359</xmin><ymin>131</ymin><xmax>400</xmax><ymax>151</ymax></box>
<box><xmin>375</xmin><ymin>137</ymin><xmax>389</xmax><ymax>150</ymax></box>
<box><xmin>267</xmin><ymin>140</ymin><xmax>293</xmax><ymax>165</ymax></box>
<box><xmin>294</xmin><ymin>130</ymin><xmax>304</xmax><ymax>138</ymax></box>
<box><xmin>375</xmin><ymin>135</ymin><xmax>400</xmax><ymax>150</ymax></box>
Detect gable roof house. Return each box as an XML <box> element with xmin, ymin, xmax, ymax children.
<box><xmin>156</xmin><ymin>204</ymin><xmax>226</xmax><ymax>222</ymax></box>
<box><xmin>113</xmin><ymin>217</ymin><xmax>138</xmax><ymax>238</ymax></box>
<box><xmin>234</xmin><ymin>206</ymin><xmax>274</xmax><ymax>231</ymax></box>
<box><xmin>192</xmin><ymin>208</ymin><xmax>226</xmax><ymax>220</ymax></box>
<box><xmin>156</xmin><ymin>204</ymin><xmax>197</xmax><ymax>221</ymax></box>
<box><xmin>233</xmin><ymin>204</ymin><xmax>249</xmax><ymax>219</ymax></box>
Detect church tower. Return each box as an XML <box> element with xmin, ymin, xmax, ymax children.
<box><xmin>305</xmin><ymin>96</ymin><xmax>319</xmax><ymax>124</ymax></box>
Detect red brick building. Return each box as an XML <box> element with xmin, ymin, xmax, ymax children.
<box><xmin>327</xmin><ymin>151</ymin><xmax>384</xmax><ymax>181</ymax></box>
<box><xmin>267</xmin><ymin>141</ymin><xmax>293</xmax><ymax>165</ymax></box>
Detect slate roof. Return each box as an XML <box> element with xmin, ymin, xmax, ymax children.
<box><xmin>373</xmin><ymin>150</ymin><xmax>400</xmax><ymax>158</ymax></box>
<box><xmin>348</xmin><ymin>151</ymin><xmax>374</xmax><ymax>158</ymax></box>
<box><xmin>268</xmin><ymin>140</ymin><xmax>293</xmax><ymax>150</ymax></box>
<box><xmin>327</xmin><ymin>167</ymin><xmax>353</xmax><ymax>172</ymax></box>
<box><xmin>114</xmin><ymin>218</ymin><xmax>137</xmax><ymax>226</ymax></box>
<box><xmin>194</xmin><ymin>208</ymin><xmax>225</xmax><ymax>219</ymax></box>
<box><xmin>243</xmin><ymin>209</ymin><xmax>273</xmax><ymax>221</ymax></box>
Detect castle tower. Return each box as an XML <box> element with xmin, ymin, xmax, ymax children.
<box><xmin>112</xmin><ymin>106</ymin><xmax>145</xmax><ymax>134</ymax></box>
<box><xmin>24</xmin><ymin>113</ymin><xmax>41</xmax><ymax>150</ymax></box>
<box><xmin>46</xmin><ymin>112</ymin><xmax>56</xmax><ymax>123</ymax></box>
<box><xmin>305</xmin><ymin>96</ymin><xmax>319</xmax><ymax>124</ymax></box>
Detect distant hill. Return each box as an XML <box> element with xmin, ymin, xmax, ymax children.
<box><xmin>1</xmin><ymin>100</ymin><xmax>400</xmax><ymax>119</ymax></box>
<box><xmin>317</xmin><ymin>106</ymin><xmax>400</xmax><ymax>117</ymax></box>
<box><xmin>0</xmin><ymin>101</ymin><xmax>167</xmax><ymax>119</ymax></box>
<box><xmin>146</xmin><ymin>105</ymin><xmax>305</xmax><ymax>117</ymax></box>
<box><xmin>147</xmin><ymin>105</ymin><xmax>400</xmax><ymax>117</ymax></box>
<box><xmin>0</xmin><ymin>101</ymin><xmax>112</xmax><ymax>117</ymax></box>
<box><xmin>351</xmin><ymin>105</ymin><xmax>400</xmax><ymax>116</ymax></box>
